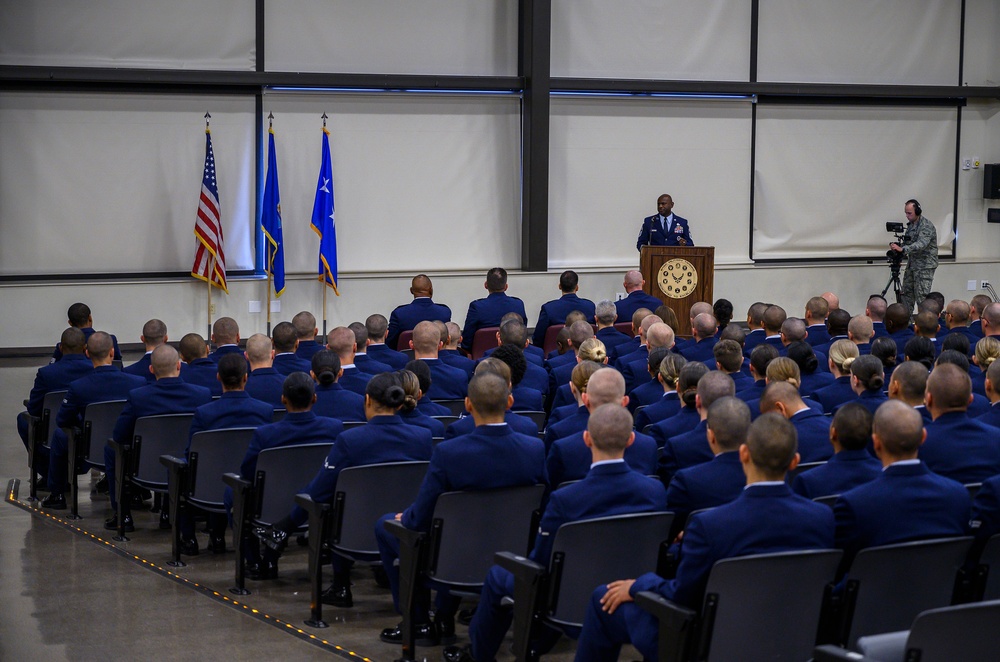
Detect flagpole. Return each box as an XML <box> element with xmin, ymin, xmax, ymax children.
<box><xmin>266</xmin><ymin>271</ymin><xmax>272</xmax><ymax>336</ymax></box>
<box><xmin>207</xmin><ymin>254</ymin><xmax>214</xmax><ymax>338</ymax></box>
<box><xmin>322</xmin><ymin>285</ymin><xmax>328</xmax><ymax>343</ymax></box>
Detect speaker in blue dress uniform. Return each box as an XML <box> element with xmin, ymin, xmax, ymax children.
<box><xmin>41</xmin><ymin>331</ymin><xmax>144</xmax><ymax>509</ymax></box>
<box><xmin>444</xmin><ymin>404</ymin><xmax>667</xmax><ymax>662</ymax></box>
<box><xmin>573</xmin><ymin>413</ymin><xmax>834</xmax><ymax>662</ymax></box>
<box><xmin>386</xmin><ymin>275</ymin><xmax>452</xmax><ymax>350</ymax></box>
<box><xmin>635</xmin><ymin>194</ymin><xmax>693</xmax><ymax>251</ymax></box>
<box><xmin>460</xmin><ymin>268</ymin><xmax>527</xmax><ymax>354</ymax></box>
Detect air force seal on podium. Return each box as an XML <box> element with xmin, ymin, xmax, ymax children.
<box><xmin>658</xmin><ymin>258</ymin><xmax>697</xmax><ymax>299</ymax></box>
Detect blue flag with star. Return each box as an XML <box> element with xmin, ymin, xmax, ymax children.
<box><xmin>310</xmin><ymin>128</ymin><xmax>338</xmax><ymax>294</ymax></box>
<box><xmin>261</xmin><ymin>128</ymin><xmax>286</xmax><ymax>296</ymax></box>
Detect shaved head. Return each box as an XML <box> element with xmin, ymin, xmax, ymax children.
<box><xmin>584</xmin><ymin>368</ymin><xmax>627</xmax><ymax>409</ymax></box>
<box><xmin>587</xmin><ymin>404</ymin><xmax>635</xmax><ymax>454</ymax></box>
<box><xmin>150</xmin><ymin>344</ymin><xmax>181</xmax><ymax>378</ymax></box>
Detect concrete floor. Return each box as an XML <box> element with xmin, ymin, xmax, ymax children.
<box><xmin>2</xmin><ymin>358</ymin><xmax>606</xmax><ymax>662</ymax></box>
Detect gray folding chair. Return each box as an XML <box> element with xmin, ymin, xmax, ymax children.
<box><xmin>516</xmin><ymin>410</ymin><xmax>546</xmax><ymax>430</ymax></box>
<box><xmin>383</xmin><ymin>484</ymin><xmax>546</xmax><ymax>661</ymax></box>
<box><xmin>270</xmin><ymin>408</ymin><xmax>287</xmax><ymax>422</ymax></box>
<box><xmin>341</xmin><ymin>420</ymin><xmax>367</xmax><ymax>431</ymax></box>
<box><xmin>786</xmin><ymin>460</ymin><xmax>827</xmax><ymax>483</ymax></box>
<box><xmin>108</xmin><ymin>412</ymin><xmax>193</xmax><ymax>540</ymax></box>
<box><xmin>160</xmin><ymin>427</ymin><xmax>255</xmax><ymax>565</ymax></box>
<box><xmin>815</xmin><ymin>599</ymin><xmax>1000</xmax><ymax>662</ymax></box>
<box><xmin>966</xmin><ymin>482</ymin><xmax>983</xmax><ymax>499</ymax></box>
<box><xmin>976</xmin><ymin>533</ymin><xmax>1000</xmax><ymax>600</ymax></box>
<box><xmin>497</xmin><ymin>512</ymin><xmax>674</xmax><ymax>661</ymax></box>
<box><xmin>27</xmin><ymin>389</ymin><xmax>67</xmax><ymax>500</ymax></box>
<box><xmin>636</xmin><ymin>548</ymin><xmax>843</xmax><ymax>662</ymax></box>
<box><xmin>814</xmin><ymin>494</ymin><xmax>840</xmax><ymax>508</ymax></box>
<box><xmin>224</xmin><ymin>442</ymin><xmax>333</xmax><ymax>595</ymax></box>
<box><xmin>838</xmin><ymin>536</ymin><xmax>974</xmax><ymax>649</ymax></box>
<box><xmin>430</xmin><ymin>415</ymin><xmax>460</xmax><ymax>427</ymax></box>
<box><xmin>294</xmin><ymin>460</ymin><xmax>429</xmax><ymax>627</ymax></box>
<box><xmin>432</xmin><ymin>399</ymin><xmax>468</xmax><ymax>417</ymax></box>
<box><xmin>65</xmin><ymin>399</ymin><xmax>126</xmax><ymax>519</ymax></box>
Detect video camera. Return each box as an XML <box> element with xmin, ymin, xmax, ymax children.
<box><xmin>885</xmin><ymin>221</ymin><xmax>905</xmax><ymax>268</ymax></box>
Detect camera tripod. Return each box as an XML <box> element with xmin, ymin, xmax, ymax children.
<box><xmin>881</xmin><ymin>259</ymin><xmax>903</xmax><ymax>303</ymax></box>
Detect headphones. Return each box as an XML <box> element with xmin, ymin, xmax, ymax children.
<box><xmin>906</xmin><ymin>199</ymin><xmax>922</xmax><ymax>216</ymax></box>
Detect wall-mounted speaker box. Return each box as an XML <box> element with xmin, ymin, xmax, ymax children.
<box><xmin>985</xmin><ymin>163</ymin><xmax>1000</xmax><ymax>199</ymax></box>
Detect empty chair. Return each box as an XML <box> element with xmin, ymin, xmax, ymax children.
<box><xmin>160</xmin><ymin>427</ymin><xmax>255</xmax><ymax>565</ymax></box>
<box><xmin>814</xmin><ymin>599</ymin><xmax>1000</xmax><ymax>662</ymax></box>
<box><xmin>838</xmin><ymin>536</ymin><xmax>974</xmax><ymax>649</ymax></box>
<box><xmin>107</xmin><ymin>412</ymin><xmax>193</xmax><ymax>539</ymax></box>
<box><xmin>225</xmin><ymin>442</ymin><xmax>333</xmax><ymax>594</ymax></box>
<box><xmin>294</xmin><ymin>460</ymin><xmax>429</xmax><ymax>627</ymax></box>
<box><xmin>26</xmin><ymin>390</ymin><xmax>67</xmax><ymax>500</ymax></box>
<box><xmin>470</xmin><ymin>326</ymin><xmax>500</xmax><ymax>360</ymax></box>
<box><xmin>383</xmin><ymin>484</ymin><xmax>545</xmax><ymax>660</ymax></box>
<box><xmin>497</xmin><ymin>512</ymin><xmax>674</xmax><ymax>661</ymax></box>
<box><xmin>65</xmin><ymin>399</ymin><xmax>126</xmax><ymax>519</ymax></box>
<box><xmin>635</xmin><ymin>549</ymin><xmax>843</xmax><ymax>662</ymax></box>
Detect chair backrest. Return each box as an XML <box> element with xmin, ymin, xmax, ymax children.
<box><xmin>187</xmin><ymin>428</ymin><xmax>256</xmax><ymax>507</ymax></box>
<box><xmin>632</xmin><ymin>404</ymin><xmax>648</xmax><ymax>424</ymax></box>
<box><xmin>131</xmin><ymin>413</ymin><xmax>194</xmax><ymax>488</ymax></box>
<box><xmin>517</xmin><ymin>410</ymin><xmax>546</xmax><ymax>429</ymax></box>
<box><xmin>254</xmin><ymin>443</ymin><xmax>333</xmax><ymax>525</ymax></box>
<box><xmin>81</xmin><ymin>400</ymin><xmax>127</xmax><ymax>465</ymax></box>
<box><xmin>546</xmin><ymin>512</ymin><xmax>674</xmax><ymax>627</ymax></box>
<box><xmin>843</xmin><ymin>536</ymin><xmax>973</xmax><ymax>648</ymax></box>
<box><xmin>397</xmin><ymin>330</ymin><xmax>414</xmax><ymax>352</ymax></box>
<box><xmin>966</xmin><ymin>482</ymin><xmax>983</xmax><ymax>499</ymax></box>
<box><xmin>470</xmin><ymin>326</ymin><xmax>500</xmax><ymax>360</ymax></box>
<box><xmin>903</xmin><ymin>599</ymin><xmax>1000</xmax><ymax>661</ymax></box>
<box><xmin>430</xmin><ymin>415</ymin><xmax>461</xmax><ymax>427</ymax></box>
<box><xmin>701</xmin><ymin>549</ymin><xmax>843</xmax><ymax>662</ymax></box>
<box><xmin>271</xmin><ymin>408</ymin><xmax>287</xmax><ymax>422</ymax></box>
<box><xmin>978</xmin><ymin>533</ymin><xmax>1000</xmax><ymax>600</ymax></box>
<box><xmin>786</xmin><ymin>460</ymin><xmax>826</xmax><ymax>483</ymax></box>
<box><xmin>39</xmin><ymin>390</ymin><xmax>68</xmax><ymax>446</ymax></box>
<box><xmin>614</xmin><ymin>322</ymin><xmax>633</xmax><ymax>336</ymax></box>
<box><xmin>433</xmin><ymin>399</ymin><xmax>468</xmax><ymax>417</ymax></box>
<box><xmin>425</xmin><ymin>484</ymin><xmax>546</xmax><ymax>587</ymax></box>
<box><xmin>330</xmin><ymin>461</ymin><xmax>430</xmax><ymax>555</ymax></box>
<box><xmin>341</xmin><ymin>420</ymin><xmax>367</xmax><ymax>431</ymax></box>
<box><xmin>541</xmin><ymin>324</ymin><xmax>565</xmax><ymax>355</ymax></box>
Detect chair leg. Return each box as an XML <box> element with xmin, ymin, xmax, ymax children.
<box><xmin>165</xmin><ymin>462</ymin><xmax>186</xmax><ymax>567</ymax></box>
<box><xmin>229</xmin><ymin>480</ymin><xmax>250</xmax><ymax>595</ymax></box>
<box><xmin>66</xmin><ymin>429</ymin><xmax>82</xmax><ymax>520</ymax></box>
<box><xmin>295</xmin><ymin>494</ymin><xmax>331</xmax><ymax>628</ymax></box>
<box><xmin>112</xmin><ymin>442</ymin><xmax>129</xmax><ymax>542</ymax></box>
<box><xmin>26</xmin><ymin>416</ymin><xmax>40</xmax><ymax>502</ymax></box>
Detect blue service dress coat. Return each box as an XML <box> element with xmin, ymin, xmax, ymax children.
<box><xmin>47</xmin><ymin>365</ymin><xmax>146</xmax><ymax>492</ymax></box>
<box><xmin>186</xmin><ymin>390</ymin><xmax>274</xmax><ymax>453</ymax></box>
<box><xmin>418</xmin><ymin>358</ymin><xmax>469</xmax><ymax>400</ymax></box>
<box><xmin>446</xmin><ymin>411</ymin><xmax>539</xmax><ymax>440</ymax></box>
<box><xmin>245</xmin><ymin>367</ymin><xmax>286</xmax><ymax>407</ymax></box>
<box><xmin>636</xmin><ymin>213</ymin><xmax>694</xmax><ymax>251</ymax></box>
<box><xmin>575</xmin><ymin>482</ymin><xmax>834</xmax><ymax>661</ymax></box>
<box><xmin>833</xmin><ymin>461</ymin><xmax>970</xmax><ymax>562</ymax></box>
<box><xmin>366</xmin><ymin>343</ymin><xmax>410</xmax><ymax>369</ymax></box>
<box><xmin>123</xmin><ymin>352</ymin><xmax>154</xmax><ymax>383</ymax></box>
<box><xmin>272</xmin><ymin>352</ymin><xmax>312</xmax><ymax>376</ymax></box>
<box><xmin>460</xmin><ymin>292</ymin><xmax>528</xmax><ymax>353</ymax></box>
<box><xmin>635</xmin><ymin>391</ymin><xmax>681</xmax><ymax>431</ymax></box>
<box><xmin>532</xmin><ymin>293</ymin><xmax>597</xmax><ymax>347</ymax></box>
<box><xmin>919</xmin><ymin>411</ymin><xmax>1000</xmax><ymax>484</ymax></box>
<box><xmin>386</xmin><ymin>297</ymin><xmax>452</xmax><ymax>350</ymax></box>
<box><xmin>180</xmin><ymin>357</ymin><xmax>223</xmax><ymax>396</ymax></box>
<box><xmin>354</xmin><ymin>353</ymin><xmax>393</xmax><ymax>377</ymax></box>
<box><xmin>596</xmin><ymin>326</ymin><xmax>634</xmax><ymax>355</ymax></box>
<box><xmin>666</xmin><ymin>451</ymin><xmax>746</xmax><ymax>526</ymax></box>
<box><xmin>546</xmin><ymin>430</ymin><xmax>658</xmax><ymax>487</ymax></box>
<box><xmin>614</xmin><ymin>291</ymin><xmax>664</xmax><ymax>325</ymax></box>
<box><xmin>468</xmin><ymin>461</ymin><xmax>667</xmax><ymax>662</ymax></box>
<box><xmin>294</xmin><ymin>339</ymin><xmax>324</xmax><ymax>361</ymax></box>
<box><xmin>970</xmin><ymin>474</ymin><xmax>1000</xmax><ymax>540</ymax></box>
<box><xmin>313</xmin><ymin>382</ymin><xmax>367</xmax><ymax>422</ymax></box>
<box><xmin>792</xmin><ymin>449</ymin><xmax>882</xmax><ymax>500</ymax></box>
<box><xmin>52</xmin><ymin>326</ymin><xmax>121</xmax><ymax>362</ymax></box>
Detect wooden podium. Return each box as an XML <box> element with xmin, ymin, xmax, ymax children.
<box><xmin>639</xmin><ymin>246</ymin><xmax>715</xmax><ymax>337</ymax></box>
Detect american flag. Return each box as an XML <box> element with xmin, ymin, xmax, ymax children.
<box><xmin>191</xmin><ymin>129</ymin><xmax>228</xmax><ymax>292</ymax></box>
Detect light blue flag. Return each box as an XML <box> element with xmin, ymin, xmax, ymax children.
<box><xmin>261</xmin><ymin>128</ymin><xmax>286</xmax><ymax>296</ymax></box>
<box><xmin>310</xmin><ymin>128</ymin><xmax>338</xmax><ymax>294</ymax></box>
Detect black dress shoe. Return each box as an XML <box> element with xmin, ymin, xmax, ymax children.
<box><xmin>180</xmin><ymin>538</ymin><xmax>200</xmax><ymax>556</ymax></box>
<box><xmin>380</xmin><ymin>622</ymin><xmax>438</xmax><ymax>647</ymax></box>
<box><xmin>436</xmin><ymin>614</ymin><xmax>457</xmax><ymax>646</ymax></box>
<box><xmin>104</xmin><ymin>514</ymin><xmax>135</xmax><ymax>532</ymax></box>
<box><xmin>320</xmin><ymin>585</ymin><xmax>353</xmax><ymax>608</ymax></box>
<box><xmin>247</xmin><ymin>560</ymin><xmax>278</xmax><ymax>580</ymax></box>
<box><xmin>209</xmin><ymin>535</ymin><xmax>226</xmax><ymax>554</ymax></box>
<box><xmin>253</xmin><ymin>526</ymin><xmax>288</xmax><ymax>554</ymax></box>
<box><xmin>442</xmin><ymin>644</ymin><xmax>475</xmax><ymax>662</ymax></box>
<box><xmin>372</xmin><ymin>564</ymin><xmax>390</xmax><ymax>589</ymax></box>
<box><xmin>41</xmin><ymin>493</ymin><xmax>67</xmax><ymax>510</ymax></box>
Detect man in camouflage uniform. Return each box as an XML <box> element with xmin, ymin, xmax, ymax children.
<box><xmin>890</xmin><ymin>199</ymin><xmax>938</xmax><ymax>316</ymax></box>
